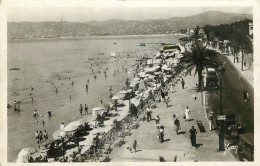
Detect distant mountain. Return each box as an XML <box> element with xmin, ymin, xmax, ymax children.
<box><xmin>8</xmin><ymin>11</ymin><xmax>252</xmax><ymax>39</ymax></box>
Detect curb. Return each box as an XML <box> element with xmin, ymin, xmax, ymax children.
<box><xmin>214</xmin><ymin>50</ymin><xmax>254</xmax><ymax>90</ymax></box>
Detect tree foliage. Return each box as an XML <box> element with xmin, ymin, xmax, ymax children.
<box><xmin>178</xmin><ymin>43</ymin><xmax>219</xmax><ymax>91</ymax></box>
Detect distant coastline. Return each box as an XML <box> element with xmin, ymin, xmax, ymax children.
<box><xmin>8</xmin><ymin>34</ymin><xmax>188</xmax><ymax>42</ymax></box>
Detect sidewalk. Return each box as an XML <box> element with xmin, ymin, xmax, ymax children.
<box><xmin>109</xmin><ymin>72</ymin><xmax>237</xmax><ymax>162</ymax></box>
<box><xmin>223</xmin><ymin>53</ymin><xmax>254</xmax><ymax>88</ymax></box>
<box><xmin>208</xmin><ymin>46</ymin><xmax>254</xmax><ymax>88</ymax></box>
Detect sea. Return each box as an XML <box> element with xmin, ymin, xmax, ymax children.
<box><xmin>7</xmin><ymin>35</ymin><xmax>181</xmax><ymax>161</ymax></box>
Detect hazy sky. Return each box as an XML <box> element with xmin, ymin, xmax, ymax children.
<box><xmin>8</xmin><ymin>6</ymin><xmax>252</xmax><ymax>22</ymax></box>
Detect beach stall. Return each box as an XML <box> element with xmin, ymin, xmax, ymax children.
<box><xmin>17</xmin><ymin>147</ymin><xmax>37</xmax><ymax>163</ymax></box>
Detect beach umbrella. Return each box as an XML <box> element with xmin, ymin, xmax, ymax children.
<box><xmin>148</xmin><ymin>75</ymin><xmax>155</xmax><ymax>79</ymax></box>
<box><xmin>77</xmin><ymin>118</ymin><xmax>88</xmax><ymax>125</ymax></box>
<box><xmin>63</xmin><ymin>121</ymin><xmax>82</xmax><ymax>132</ymax></box>
<box><xmin>17</xmin><ymin>148</ymin><xmax>37</xmax><ymax>163</ymax></box>
<box><xmin>126</xmin><ymin>89</ymin><xmax>133</xmax><ymax>93</ymax></box>
<box><xmin>91</xmin><ymin>107</ymin><xmax>105</xmax><ymax>111</ymax></box>
<box><xmin>53</xmin><ymin>130</ymin><xmax>67</xmax><ymax>140</ymax></box>
<box><xmin>91</xmin><ymin>107</ymin><xmax>105</xmax><ymax>116</ymax></box>
<box><xmin>119</xmin><ymin>90</ymin><xmax>128</xmax><ymax>94</ymax></box>
<box><xmin>112</xmin><ymin>95</ymin><xmax>121</xmax><ymax>100</ymax></box>
<box><xmin>122</xmin><ymin>85</ymin><xmax>132</xmax><ymax>91</ymax></box>
<box><xmin>138</xmin><ymin>72</ymin><xmax>146</xmax><ymax>78</ymax></box>
<box><xmin>133</xmin><ymin>77</ymin><xmax>140</xmax><ymax>81</ymax></box>
<box><xmin>176</xmin><ymin>53</ymin><xmax>184</xmax><ymax>59</ymax></box>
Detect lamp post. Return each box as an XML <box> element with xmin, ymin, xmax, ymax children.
<box><xmin>217</xmin><ymin>63</ymin><xmax>225</xmax><ymax>151</ymax></box>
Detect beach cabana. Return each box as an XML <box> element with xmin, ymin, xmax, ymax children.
<box><xmin>17</xmin><ymin>147</ymin><xmax>37</xmax><ymax>163</ymax></box>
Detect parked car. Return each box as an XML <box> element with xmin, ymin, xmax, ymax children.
<box><xmin>206</xmin><ymin>68</ymin><xmax>218</xmax><ymax>88</ymax></box>
<box><xmin>238</xmin><ymin>133</ymin><xmax>254</xmax><ymax>161</ymax></box>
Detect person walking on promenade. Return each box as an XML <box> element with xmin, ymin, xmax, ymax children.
<box><xmin>100</xmin><ymin>98</ymin><xmax>103</xmax><ymax>104</ymax></box>
<box><xmin>192</xmin><ymin>93</ymin><xmax>197</xmax><ymax>100</ymax></box>
<box><xmin>86</xmin><ymin>83</ymin><xmax>88</xmax><ymax>92</ymax></box>
<box><xmin>133</xmin><ymin>140</ymin><xmax>138</xmax><ymax>153</ymax></box>
<box><xmin>159</xmin><ymin>125</ymin><xmax>164</xmax><ymax>143</ymax></box>
<box><xmin>243</xmin><ymin>89</ymin><xmax>249</xmax><ymax>101</ymax></box>
<box><xmin>184</xmin><ymin>106</ymin><xmax>190</xmax><ymax>122</ymax></box>
<box><xmin>155</xmin><ymin>115</ymin><xmax>160</xmax><ymax>125</ymax></box>
<box><xmin>181</xmin><ymin>79</ymin><xmax>185</xmax><ymax>89</ymax></box>
<box><xmin>189</xmin><ymin>126</ymin><xmax>197</xmax><ymax>149</ymax></box>
<box><xmin>47</xmin><ymin>109</ymin><xmax>51</xmax><ymax>117</ymax></box>
<box><xmin>160</xmin><ymin>90</ymin><xmax>165</xmax><ymax>103</ymax></box>
<box><xmin>170</xmin><ymin>84</ymin><xmax>173</xmax><ymax>93</ymax></box>
<box><xmin>84</xmin><ymin>104</ymin><xmax>88</xmax><ymax>115</ymax></box>
<box><xmin>146</xmin><ymin>106</ymin><xmax>152</xmax><ymax>122</ymax></box>
<box><xmin>173</xmin><ymin>115</ymin><xmax>180</xmax><ymax>135</ymax></box>
<box><xmin>79</xmin><ymin>104</ymin><xmax>83</xmax><ymax>116</ymax></box>
<box><xmin>140</xmin><ymin>98</ymin><xmax>144</xmax><ymax>112</ymax></box>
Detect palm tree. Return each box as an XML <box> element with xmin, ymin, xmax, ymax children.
<box><xmin>177</xmin><ymin>43</ymin><xmax>219</xmax><ymax>91</ymax></box>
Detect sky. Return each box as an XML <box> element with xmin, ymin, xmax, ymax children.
<box><xmin>8</xmin><ymin>6</ymin><xmax>252</xmax><ymax>22</ymax></box>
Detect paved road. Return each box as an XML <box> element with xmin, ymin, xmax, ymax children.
<box><xmin>207</xmin><ymin>54</ymin><xmax>254</xmax><ymax>133</ymax></box>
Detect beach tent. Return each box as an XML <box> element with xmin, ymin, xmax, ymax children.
<box><xmin>53</xmin><ymin>130</ymin><xmax>67</xmax><ymax>140</ymax></box>
<box><xmin>17</xmin><ymin>147</ymin><xmax>37</xmax><ymax>163</ymax></box>
<box><xmin>63</xmin><ymin>121</ymin><xmax>82</xmax><ymax>132</ymax></box>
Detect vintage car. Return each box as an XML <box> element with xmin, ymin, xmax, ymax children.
<box><xmin>238</xmin><ymin>133</ymin><xmax>254</xmax><ymax>161</ymax></box>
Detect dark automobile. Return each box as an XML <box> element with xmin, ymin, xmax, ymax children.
<box><xmin>238</xmin><ymin>133</ymin><xmax>254</xmax><ymax>161</ymax></box>
<box><xmin>206</xmin><ymin>68</ymin><xmax>218</xmax><ymax>88</ymax></box>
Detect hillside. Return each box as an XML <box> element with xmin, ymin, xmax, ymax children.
<box><xmin>8</xmin><ymin>11</ymin><xmax>252</xmax><ymax>39</ymax></box>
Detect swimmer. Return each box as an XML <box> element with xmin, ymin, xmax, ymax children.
<box><xmin>33</xmin><ymin>110</ymin><xmax>38</xmax><ymax>117</ymax></box>
<box><xmin>30</xmin><ymin>93</ymin><xmax>32</xmax><ymax>96</ymax></box>
<box><xmin>72</xmin><ymin>81</ymin><xmax>74</xmax><ymax>85</ymax></box>
<box><xmin>70</xmin><ymin>96</ymin><xmax>71</xmax><ymax>100</ymax></box>
<box><xmin>56</xmin><ymin>88</ymin><xmax>58</xmax><ymax>93</ymax></box>
<box><xmin>42</xmin><ymin>121</ymin><xmax>45</xmax><ymax>125</ymax></box>
<box><xmin>31</xmin><ymin>97</ymin><xmax>34</xmax><ymax>103</ymax></box>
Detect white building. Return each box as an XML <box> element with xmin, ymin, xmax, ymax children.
<box><xmin>249</xmin><ymin>22</ymin><xmax>253</xmax><ymax>36</ymax></box>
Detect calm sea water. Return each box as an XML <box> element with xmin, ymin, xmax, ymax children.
<box><xmin>7</xmin><ymin>35</ymin><xmax>180</xmax><ymax>161</ymax></box>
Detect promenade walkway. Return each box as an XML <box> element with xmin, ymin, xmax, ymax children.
<box><xmin>109</xmin><ymin>71</ymin><xmax>237</xmax><ymax>162</ymax></box>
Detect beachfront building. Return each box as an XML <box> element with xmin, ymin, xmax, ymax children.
<box><xmin>249</xmin><ymin>22</ymin><xmax>253</xmax><ymax>36</ymax></box>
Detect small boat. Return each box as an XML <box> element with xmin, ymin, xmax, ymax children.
<box><xmin>111</xmin><ymin>52</ymin><xmax>118</xmax><ymax>57</ymax></box>
<box><xmin>137</xmin><ymin>43</ymin><xmax>146</xmax><ymax>46</ymax></box>
<box><xmin>113</xmin><ymin>43</ymin><xmax>117</xmax><ymax>44</ymax></box>
<box><xmin>9</xmin><ymin>67</ymin><xmax>20</xmax><ymax>70</ymax></box>
<box><xmin>98</xmin><ymin>53</ymin><xmax>104</xmax><ymax>55</ymax></box>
